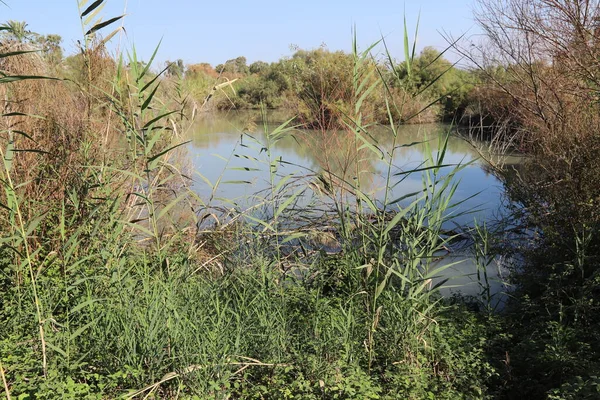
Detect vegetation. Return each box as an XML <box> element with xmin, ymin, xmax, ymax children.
<box><xmin>1</xmin><ymin>0</ymin><xmax>600</xmax><ymax>399</ymax></box>
<box><xmin>457</xmin><ymin>0</ymin><xmax>600</xmax><ymax>398</ymax></box>
<box><xmin>171</xmin><ymin>45</ymin><xmax>476</xmax><ymax>127</ymax></box>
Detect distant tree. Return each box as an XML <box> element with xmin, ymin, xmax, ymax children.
<box><xmin>1</xmin><ymin>20</ymin><xmax>34</xmax><ymax>43</ymax></box>
<box><xmin>187</xmin><ymin>63</ymin><xmax>217</xmax><ymax>78</ymax></box>
<box><xmin>34</xmin><ymin>34</ymin><xmax>63</xmax><ymax>65</ymax></box>
<box><xmin>393</xmin><ymin>47</ymin><xmax>453</xmax><ymax>90</ymax></box>
<box><xmin>249</xmin><ymin>61</ymin><xmax>269</xmax><ymax>74</ymax></box>
<box><xmin>1</xmin><ymin>22</ymin><xmax>63</xmax><ymax>65</ymax></box>
<box><xmin>216</xmin><ymin>56</ymin><xmax>249</xmax><ymax>75</ymax></box>
<box><xmin>166</xmin><ymin>59</ymin><xmax>185</xmax><ymax>77</ymax></box>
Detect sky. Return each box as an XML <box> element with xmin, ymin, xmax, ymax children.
<box><xmin>1</xmin><ymin>1</ymin><xmax>479</xmax><ymax>67</ymax></box>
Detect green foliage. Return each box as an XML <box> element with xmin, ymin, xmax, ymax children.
<box><xmin>9</xmin><ymin>1</ymin><xmax>600</xmax><ymax>398</ymax></box>
<box><xmin>392</xmin><ymin>46</ymin><xmax>476</xmax><ymax>121</ymax></box>
<box><xmin>216</xmin><ymin>56</ymin><xmax>249</xmax><ymax>75</ymax></box>
<box><xmin>0</xmin><ymin>20</ymin><xmax>34</xmax><ymax>43</ymax></box>
<box><xmin>180</xmin><ymin>45</ymin><xmax>475</xmax><ymax>123</ymax></box>
<box><xmin>165</xmin><ymin>58</ymin><xmax>185</xmax><ymax>78</ymax></box>
<box><xmin>235</xmin><ymin>75</ymin><xmax>283</xmax><ymax>108</ymax></box>
<box><xmin>249</xmin><ymin>60</ymin><xmax>269</xmax><ymax>74</ymax></box>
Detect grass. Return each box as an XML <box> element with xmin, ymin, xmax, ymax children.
<box><xmin>0</xmin><ymin>2</ymin><xmax>538</xmax><ymax>399</ymax></box>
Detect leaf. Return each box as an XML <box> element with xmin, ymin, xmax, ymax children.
<box><xmin>85</xmin><ymin>15</ymin><xmax>124</xmax><ymax>36</ymax></box>
<box><xmin>394</xmin><ymin>164</ymin><xmax>454</xmax><ymax>176</ymax></box>
<box><xmin>0</xmin><ymin>76</ymin><xmax>61</xmax><ymax>84</ymax></box>
<box><xmin>141</xmin><ymin>63</ymin><xmax>170</xmax><ymax>93</ymax></box>
<box><xmin>137</xmin><ymin>40</ymin><xmax>162</xmax><ymax>83</ymax></box>
<box><xmin>100</xmin><ymin>26</ymin><xmax>124</xmax><ymax>46</ymax></box>
<box><xmin>157</xmin><ymin>194</ymin><xmax>188</xmax><ymax>221</ymax></box>
<box><xmin>143</xmin><ymin>111</ymin><xmax>178</xmax><ymax>130</ymax></box>
<box><xmin>274</xmin><ymin>174</ymin><xmax>294</xmax><ymax>193</ymax></box>
<box><xmin>3</xmin><ymin>137</ymin><xmax>14</xmax><ymax>172</ymax></box>
<box><xmin>147</xmin><ymin>140</ymin><xmax>191</xmax><ymax>164</ymax></box>
<box><xmin>383</xmin><ymin>195</ymin><xmax>425</xmax><ymax>236</ymax></box>
<box><xmin>0</xmin><ymin>50</ymin><xmax>39</xmax><ymax>59</ymax></box>
<box><xmin>243</xmin><ymin>214</ymin><xmax>275</xmax><ymax>232</ymax></box>
<box><xmin>125</xmin><ymin>221</ymin><xmax>154</xmax><ymax>237</ymax></box>
<box><xmin>70</xmin><ymin>321</ymin><xmax>96</xmax><ymax>341</ymax></box>
<box><xmin>274</xmin><ymin>189</ymin><xmax>303</xmax><ymax>219</ymax></box>
<box><xmin>8</xmin><ymin>130</ymin><xmax>35</xmax><ymax>142</ymax></box>
<box><xmin>403</xmin><ymin>14</ymin><xmax>411</xmax><ymax>78</ymax></box>
<box><xmin>46</xmin><ymin>342</ymin><xmax>67</xmax><ymax>358</ymax></box>
<box><xmin>229</xmin><ymin>167</ymin><xmax>261</xmax><ymax>172</ymax></box>
<box><xmin>70</xmin><ymin>298</ymin><xmax>102</xmax><ymax>314</ymax></box>
<box><xmin>81</xmin><ymin>0</ymin><xmax>103</xmax><ymax>17</ymax></box>
<box><xmin>13</xmin><ymin>149</ymin><xmax>50</xmax><ymax>155</ymax></box>
<box><xmin>281</xmin><ymin>232</ymin><xmax>306</xmax><ymax>244</ymax></box>
<box><xmin>347</xmin><ymin>123</ymin><xmax>384</xmax><ymax>159</ymax></box>
<box><xmin>141</xmin><ymin>84</ymin><xmax>160</xmax><ymax>111</ymax></box>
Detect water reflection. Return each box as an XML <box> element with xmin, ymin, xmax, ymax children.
<box><xmin>185</xmin><ymin>110</ymin><xmax>508</xmax><ymax>224</ymax></box>
<box><xmin>184</xmin><ymin>111</ymin><xmax>513</xmax><ymax>301</ymax></box>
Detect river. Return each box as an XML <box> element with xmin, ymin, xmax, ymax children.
<box><xmin>184</xmin><ymin>110</ymin><xmax>516</xmax><ymax>305</ymax></box>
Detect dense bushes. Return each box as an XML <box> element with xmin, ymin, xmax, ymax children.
<box><xmin>460</xmin><ymin>0</ymin><xmax>600</xmax><ymax>398</ymax></box>
<box><xmin>178</xmin><ymin>46</ymin><xmax>476</xmax><ymax>126</ymax></box>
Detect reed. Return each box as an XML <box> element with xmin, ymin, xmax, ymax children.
<box><xmin>0</xmin><ymin>2</ymin><xmax>497</xmax><ymax>398</ymax></box>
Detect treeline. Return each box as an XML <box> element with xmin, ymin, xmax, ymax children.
<box><xmin>167</xmin><ymin>46</ymin><xmax>477</xmax><ymax>127</ymax></box>
<box><xmin>2</xmin><ymin>21</ymin><xmax>479</xmax><ymax>129</ymax></box>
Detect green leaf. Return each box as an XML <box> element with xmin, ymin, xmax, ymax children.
<box><xmin>81</xmin><ymin>0</ymin><xmax>103</xmax><ymax>17</ymax></box>
<box><xmin>383</xmin><ymin>195</ymin><xmax>425</xmax><ymax>236</ymax></box>
<box><xmin>143</xmin><ymin>111</ymin><xmax>178</xmax><ymax>130</ymax></box>
<box><xmin>46</xmin><ymin>342</ymin><xmax>67</xmax><ymax>358</ymax></box>
<box><xmin>274</xmin><ymin>189</ymin><xmax>303</xmax><ymax>219</ymax></box>
<box><xmin>141</xmin><ymin>83</ymin><xmax>160</xmax><ymax>111</ymax></box>
<box><xmin>137</xmin><ymin>40</ymin><xmax>163</xmax><ymax>83</ymax></box>
<box><xmin>157</xmin><ymin>194</ymin><xmax>188</xmax><ymax>221</ymax></box>
<box><xmin>0</xmin><ymin>50</ymin><xmax>39</xmax><ymax>59</ymax></box>
<box><xmin>0</xmin><ymin>76</ymin><xmax>61</xmax><ymax>84</ymax></box>
<box><xmin>147</xmin><ymin>140</ymin><xmax>190</xmax><ymax>164</ymax></box>
<box><xmin>280</xmin><ymin>232</ymin><xmax>306</xmax><ymax>244</ymax></box>
<box><xmin>70</xmin><ymin>321</ymin><xmax>96</xmax><ymax>341</ymax></box>
<box><xmin>125</xmin><ymin>221</ymin><xmax>154</xmax><ymax>237</ymax></box>
<box><xmin>70</xmin><ymin>298</ymin><xmax>102</xmax><ymax>314</ymax></box>
<box><xmin>403</xmin><ymin>14</ymin><xmax>411</xmax><ymax>78</ymax></box>
<box><xmin>85</xmin><ymin>15</ymin><xmax>124</xmax><ymax>36</ymax></box>
<box><xmin>141</xmin><ymin>63</ymin><xmax>170</xmax><ymax>93</ymax></box>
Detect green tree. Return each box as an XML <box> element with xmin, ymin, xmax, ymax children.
<box><xmin>166</xmin><ymin>59</ymin><xmax>185</xmax><ymax>77</ymax></box>
<box><xmin>216</xmin><ymin>56</ymin><xmax>249</xmax><ymax>75</ymax></box>
<box><xmin>0</xmin><ymin>20</ymin><xmax>34</xmax><ymax>43</ymax></box>
<box><xmin>392</xmin><ymin>46</ymin><xmax>474</xmax><ymax>120</ymax></box>
<box><xmin>34</xmin><ymin>34</ymin><xmax>63</xmax><ymax>65</ymax></box>
<box><xmin>249</xmin><ymin>60</ymin><xmax>269</xmax><ymax>74</ymax></box>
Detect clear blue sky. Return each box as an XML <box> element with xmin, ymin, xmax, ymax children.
<box><xmin>1</xmin><ymin>0</ymin><xmax>478</xmax><ymax>66</ymax></box>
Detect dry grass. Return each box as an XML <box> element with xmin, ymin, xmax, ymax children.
<box><xmin>0</xmin><ymin>42</ymin><xmax>89</xmax><ymax>206</ymax></box>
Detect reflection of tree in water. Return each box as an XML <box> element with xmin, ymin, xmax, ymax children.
<box><xmin>186</xmin><ymin>111</ymin><xmax>492</xmax><ymax>194</ymax></box>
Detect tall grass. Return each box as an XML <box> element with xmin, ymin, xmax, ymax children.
<box><xmin>0</xmin><ymin>4</ymin><xmax>498</xmax><ymax>399</ymax></box>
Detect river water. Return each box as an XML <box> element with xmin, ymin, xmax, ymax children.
<box><xmin>184</xmin><ymin>110</ymin><xmax>515</xmax><ymax>305</ymax></box>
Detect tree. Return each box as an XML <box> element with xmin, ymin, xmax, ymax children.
<box><xmin>461</xmin><ymin>3</ymin><xmax>600</xmax><ymax>398</ymax></box>
<box><xmin>216</xmin><ymin>56</ymin><xmax>249</xmax><ymax>75</ymax></box>
<box><xmin>249</xmin><ymin>61</ymin><xmax>269</xmax><ymax>74</ymax></box>
<box><xmin>186</xmin><ymin>63</ymin><xmax>217</xmax><ymax>78</ymax></box>
<box><xmin>166</xmin><ymin>59</ymin><xmax>185</xmax><ymax>78</ymax></box>
<box><xmin>464</xmin><ymin>0</ymin><xmax>600</xmax><ymax>132</ymax></box>
<box><xmin>1</xmin><ymin>20</ymin><xmax>34</xmax><ymax>43</ymax></box>
<box><xmin>34</xmin><ymin>34</ymin><xmax>63</xmax><ymax>65</ymax></box>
